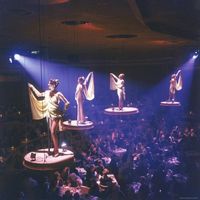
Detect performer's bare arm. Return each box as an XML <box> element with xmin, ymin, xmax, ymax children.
<box><xmin>84</xmin><ymin>72</ymin><xmax>92</xmax><ymax>85</ymax></box>
<box><xmin>28</xmin><ymin>83</ymin><xmax>44</xmax><ymax>97</ymax></box>
<box><xmin>175</xmin><ymin>70</ymin><xmax>181</xmax><ymax>78</ymax></box>
<box><xmin>110</xmin><ymin>73</ymin><xmax>119</xmax><ymax>81</ymax></box>
<box><xmin>58</xmin><ymin>92</ymin><xmax>70</xmax><ymax>110</ymax></box>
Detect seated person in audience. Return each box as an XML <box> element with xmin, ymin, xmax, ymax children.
<box><xmin>62</xmin><ymin>190</ymin><xmax>73</xmax><ymax>200</ymax></box>
<box><xmin>99</xmin><ymin>168</ymin><xmax>113</xmax><ymax>188</ymax></box>
<box><xmin>67</xmin><ymin>173</ymin><xmax>83</xmax><ymax>187</ymax></box>
<box><xmin>86</xmin><ymin>164</ymin><xmax>98</xmax><ymax>186</ymax></box>
<box><xmin>89</xmin><ymin>178</ymin><xmax>101</xmax><ymax>197</ymax></box>
<box><xmin>61</xmin><ymin>166</ymin><xmax>70</xmax><ymax>185</ymax></box>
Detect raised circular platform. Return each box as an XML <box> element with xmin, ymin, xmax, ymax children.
<box><xmin>23</xmin><ymin>148</ymin><xmax>74</xmax><ymax>171</ymax></box>
<box><xmin>104</xmin><ymin>107</ymin><xmax>139</xmax><ymax>115</ymax></box>
<box><xmin>160</xmin><ymin>101</ymin><xmax>181</xmax><ymax>106</ymax></box>
<box><xmin>62</xmin><ymin>120</ymin><xmax>94</xmax><ymax>130</ymax></box>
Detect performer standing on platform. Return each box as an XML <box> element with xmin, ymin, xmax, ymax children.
<box><xmin>28</xmin><ymin>79</ymin><xmax>70</xmax><ymax>157</ymax></box>
<box><xmin>75</xmin><ymin>72</ymin><xmax>94</xmax><ymax>124</ymax></box>
<box><xmin>110</xmin><ymin>73</ymin><xmax>125</xmax><ymax>110</ymax></box>
<box><xmin>168</xmin><ymin>70</ymin><xmax>182</xmax><ymax>102</ymax></box>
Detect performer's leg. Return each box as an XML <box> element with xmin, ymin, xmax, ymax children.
<box><xmin>172</xmin><ymin>93</ymin><xmax>175</xmax><ymax>102</ymax></box>
<box><xmin>169</xmin><ymin>91</ymin><xmax>174</xmax><ymax>101</ymax></box>
<box><xmin>168</xmin><ymin>88</ymin><xmax>171</xmax><ymax>101</ymax></box>
<box><xmin>47</xmin><ymin>118</ymin><xmax>52</xmax><ymax>154</ymax></box>
<box><xmin>59</xmin><ymin>118</ymin><xmax>63</xmax><ymax>131</ymax></box>
<box><xmin>77</xmin><ymin>103</ymin><xmax>79</xmax><ymax>122</ymax></box>
<box><xmin>118</xmin><ymin>95</ymin><xmax>123</xmax><ymax>110</ymax></box>
<box><xmin>77</xmin><ymin>100</ymin><xmax>85</xmax><ymax>123</ymax></box>
<box><xmin>50</xmin><ymin>119</ymin><xmax>59</xmax><ymax>156</ymax></box>
<box><xmin>77</xmin><ymin>100</ymin><xmax>81</xmax><ymax>123</ymax></box>
<box><xmin>168</xmin><ymin>92</ymin><xmax>171</xmax><ymax>101</ymax></box>
<box><xmin>79</xmin><ymin>101</ymin><xmax>85</xmax><ymax>123</ymax></box>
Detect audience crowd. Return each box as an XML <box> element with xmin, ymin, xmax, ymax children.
<box><xmin>0</xmin><ymin>99</ymin><xmax>200</xmax><ymax>200</ymax></box>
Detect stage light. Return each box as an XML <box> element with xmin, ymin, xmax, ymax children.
<box><xmin>9</xmin><ymin>57</ymin><xmax>13</xmax><ymax>63</ymax></box>
<box><xmin>31</xmin><ymin>50</ymin><xmax>40</xmax><ymax>55</ymax></box>
<box><xmin>192</xmin><ymin>50</ymin><xmax>199</xmax><ymax>59</ymax></box>
<box><xmin>61</xmin><ymin>142</ymin><xmax>67</xmax><ymax>152</ymax></box>
<box><xmin>14</xmin><ymin>54</ymin><xmax>21</xmax><ymax>61</ymax></box>
<box><xmin>192</xmin><ymin>54</ymin><xmax>198</xmax><ymax>59</ymax></box>
<box><xmin>61</xmin><ymin>142</ymin><xmax>67</xmax><ymax>147</ymax></box>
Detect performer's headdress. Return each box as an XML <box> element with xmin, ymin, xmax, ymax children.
<box><xmin>78</xmin><ymin>76</ymin><xmax>85</xmax><ymax>83</ymax></box>
<box><xmin>171</xmin><ymin>74</ymin><xmax>176</xmax><ymax>78</ymax></box>
<box><xmin>48</xmin><ymin>79</ymin><xmax>59</xmax><ymax>87</ymax></box>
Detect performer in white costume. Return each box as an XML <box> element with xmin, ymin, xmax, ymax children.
<box><xmin>168</xmin><ymin>70</ymin><xmax>182</xmax><ymax>102</ymax></box>
<box><xmin>28</xmin><ymin>79</ymin><xmax>70</xmax><ymax>157</ymax></box>
<box><xmin>75</xmin><ymin>72</ymin><xmax>94</xmax><ymax>124</ymax></box>
<box><xmin>110</xmin><ymin>73</ymin><xmax>125</xmax><ymax>110</ymax></box>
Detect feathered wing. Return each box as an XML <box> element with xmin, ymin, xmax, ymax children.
<box><xmin>110</xmin><ymin>73</ymin><xmax>117</xmax><ymax>90</ymax></box>
<box><xmin>176</xmin><ymin>73</ymin><xmax>182</xmax><ymax>91</ymax></box>
<box><xmin>28</xmin><ymin>86</ymin><xmax>47</xmax><ymax>120</ymax></box>
<box><xmin>84</xmin><ymin>72</ymin><xmax>95</xmax><ymax>101</ymax></box>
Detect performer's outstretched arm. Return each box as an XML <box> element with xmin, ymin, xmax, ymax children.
<box><xmin>28</xmin><ymin>83</ymin><xmax>44</xmax><ymax>98</ymax></box>
<box><xmin>175</xmin><ymin>70</ymin><xmax>181</xmax><ymax>78</ymax></box>
<box><xmin>84</xmin><ymin>72</ymin><xmax>93</xmax><ymax>84</ymax></box>
<box><xmin>110</xmin><ymin>73</ymin><xmax>119</xmax><ymax>81</ymax></box>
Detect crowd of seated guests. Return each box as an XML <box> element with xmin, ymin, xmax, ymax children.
<box><xmin>0</xmin><ymin>100</ymin><xmax>200</xmax><ymax>199</ymax></box>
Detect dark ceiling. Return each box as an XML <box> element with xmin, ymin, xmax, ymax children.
<box><xmin>0</xmin><ymin>0</ymin><xmax>199</xmax><ymax>65</ymax></box>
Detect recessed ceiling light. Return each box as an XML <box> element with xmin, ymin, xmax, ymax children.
<box><xmin>106</xmin><ymin>34</ymin><xmax>137</xmax><ymax>39</ymax></box>
<box><xmin>62</xmin><ymin>20</ymin><xmax>89</xmax><ymax>26</ymax></box>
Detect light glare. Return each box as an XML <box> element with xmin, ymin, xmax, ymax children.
<box><xmin>14</xmin><ymin>54</ymin><xmax>21</xmax><ymax>61</ymax></box>
<box><xmin>192</xmin><ymin>55</ymin><xmax>198</xmax><ymax>59</ymax></box>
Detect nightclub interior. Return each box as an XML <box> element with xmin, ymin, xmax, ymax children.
<box><xmin>0</xmin><ymin>1</ymin><xmax>200</xmax><ymax>200</ymax></box>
